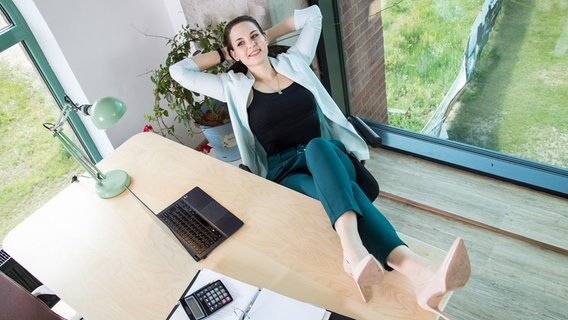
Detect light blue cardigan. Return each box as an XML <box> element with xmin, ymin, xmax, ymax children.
<box><xmin>170</xmin><ymin>5</ymin><xmax>369</xmax><ymax>177</ymax></box>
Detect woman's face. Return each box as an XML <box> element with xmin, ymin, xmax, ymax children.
<box><xmin>228</xmin><ymin>21</ymin><xmax>268</xmax><ymax>67</ymax></box>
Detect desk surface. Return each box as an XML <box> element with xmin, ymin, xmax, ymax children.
<box><xmin>3</xmin><ymin>133</ymin><xmax>447</xmax><ymax>319</ymax></box>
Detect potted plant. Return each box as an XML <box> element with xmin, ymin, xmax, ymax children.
<box><xmin>145</xmin><ymin>22</ymin><xmax>240</xmax><ymax>161</ymax></box>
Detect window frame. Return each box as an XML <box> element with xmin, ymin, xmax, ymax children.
<box><xmin>310</xmin><ymin>0</ymin><xmax>350</xmax><ymax>114</ymax></box>
<box><xmin>0</xmin><ymin>0</ymin><xmax>102</xmax><ymax>162</ymax></box>
<box><xmin>313</xmin><ymin>0</ymin><xmax>568</xmax><ymax>197</ymax></box>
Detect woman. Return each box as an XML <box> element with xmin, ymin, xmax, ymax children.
<box><xmin>170</xmin><ymin>5</ymin><xmax>470</xmax><ymax>319</ymax></box>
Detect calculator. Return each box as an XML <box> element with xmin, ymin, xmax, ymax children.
<box><xmin>180</xmin><ymin>280</ymin><xmax>233</xmax><ymax>320</ymax></box>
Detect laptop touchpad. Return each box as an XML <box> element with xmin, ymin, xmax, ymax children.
<box><xmin>201</xmin><ymin>202</ymin><xmax>226</xmax><ymax>223</ymax></box>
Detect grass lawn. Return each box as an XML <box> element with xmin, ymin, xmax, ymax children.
<box><xmin>0</xmin><ymin>58</ymin><xmax>83</xmax><ymax>243</ymax></box>
<box><xmin>382</xmin><ymin>0</ymin><xmax>484</xmax><ymax>131</ymax></box>
<box><xmin>448</xmin><ymin>0</ymin><xmax>568</xmax><ymax>168</ymax></box>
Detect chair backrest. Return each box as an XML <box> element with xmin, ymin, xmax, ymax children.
<box><xmin>349</xmin><ymin>154</ymin><xmax>380</xmax><ymax>201</ymax></box>
<box><xmin>0</xmin><ymin>272</ymin><xmax>64</xmax><ymax>320</ymax></box>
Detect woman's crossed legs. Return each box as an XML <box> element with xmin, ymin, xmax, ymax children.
<box><xmin>279</xmin><ymin>138</ymin><xmax>471</xmax><ymax>318</ymax></box>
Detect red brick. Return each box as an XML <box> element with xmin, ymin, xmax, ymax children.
<box><xmin>340</xmin><ymin>0</ymin><xmax>387</xmax><ymax>123</ymax></box>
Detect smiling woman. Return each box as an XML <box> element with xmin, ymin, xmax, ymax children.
<box><xmin>169</xmin><ymin>5</ymin><xmax>473</xmax><ymax>318</ymax></box>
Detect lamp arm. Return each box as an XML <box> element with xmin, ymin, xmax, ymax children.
<box><xmin>50</xmin><ymin>102</ymin><xmax>73</xmax><ymax>132</ymax></box>
<box><xmin>53</xmin><ymin>128</ymin><xmax>105</xmax><ymax>184</ymax></box>
<box><xmin>46</xmin><ymin>101</ymin><xmax>105</xmax><ymax>184</ymax></box>
<box><xmin>52</xmin><ymin>98</ymin><xmax>92</xmax><ymax>131</ymax></box>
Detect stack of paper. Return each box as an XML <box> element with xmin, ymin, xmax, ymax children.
<box><xmin>245</xmin><ymin>288</ymin><xmax>327</xmax><ymax>320</ymax></box>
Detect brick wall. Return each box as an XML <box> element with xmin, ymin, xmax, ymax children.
<box><xmin>339</xmin><ymin>0</ymin><xmax>388</xmax><ymax>123</ymax></box>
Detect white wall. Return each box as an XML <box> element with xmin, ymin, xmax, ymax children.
<box><xmin>179</xmin><ymin>0</ymin><xmax>306</xmax><ymax>31</ymax></box>
<box><xmin>13</xmin><ymin>0</ymin><xmax>191</xmax><ymax>155</ymax></box>
<box><xmin>11</xmin><ymin>0</ymin><xmax>306</xmax><ymax>156</ymax></box>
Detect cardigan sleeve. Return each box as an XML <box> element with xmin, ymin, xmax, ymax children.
<box><xmin>169</xmin><ymin>57</ymin><xmax>227</xmax><ymax>103</ymax></box>
<box><xmin>288</xmin><ymin>5</ymin><xmax>323</xmax><ymax>65</ymax></box>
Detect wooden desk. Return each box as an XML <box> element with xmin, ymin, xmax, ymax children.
<box><xmin>3</xmin><ymin>133</ymin><xmax>447</xmax><ymax>319</ymax></box>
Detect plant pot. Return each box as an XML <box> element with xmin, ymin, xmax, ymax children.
<box><xmin>200</xmin><ymin>122</ymin><xmax>240</xmax><ymax>162</ymax></box>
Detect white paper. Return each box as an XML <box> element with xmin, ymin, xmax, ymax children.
<box><xmin>246</xmin><ymin>288</ymin><xmax>326</xmax><ymax>320</ymax></box>
<box><xmin>169</xmin><ymin>269</ymin><xmax>259</xmax><ymax>320</ymax></box>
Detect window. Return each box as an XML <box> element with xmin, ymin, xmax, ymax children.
<box><xmin>382</xmin><ymin>0</ymin><xmax>567</xmax><ymax>170</ymax></box>
<box><xmin>0</xmin><ymin>44</ymin><xmax>84</xmax><ymax>242</ymax></box>
<box><xmin>0</xmin><ymin>0</ymin><xmax>100</xmax><ymax>242</ymax></box>
<box><xmin>0</xmin><ymin>7</ymin><xmax>9</xmax><ymax>30</ymax></box>
<box><xmin>316</xmin><ymin>0</ymin><xmax>567</xmax><ymax>196</ymax></box>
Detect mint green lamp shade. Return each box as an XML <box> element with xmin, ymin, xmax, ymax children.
<box><xmin>91</xmin><ymin>96</ymin><xmax>127</xmax><ymax>130</ymax></box>
<box><xmin>89</xmin><ymin>96</ymin><xmax>130</xmax><ymax>198</ymax></box>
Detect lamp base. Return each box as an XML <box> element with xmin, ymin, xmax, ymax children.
<box><xmin>96</xmin><ymin>169</ymin><xmax>131</xmax><ymax>198</ymax></box>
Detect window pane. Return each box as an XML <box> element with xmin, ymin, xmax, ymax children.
<box><xmin>445</xmin><ymin>0</ymin><xmax>568</xmax><ymax>169</ymax></box>
<box><xmin>0</xmin><ymin>44</ymin><xmax>83</xmax><ymax>242</ymax></box>
<box><xmin>381</xmin><ymin>0</ymin><xmax>482</xmax><ymax>131</ymax></box>
<box><xmin>344</xmin><ymin>0</ymin><xmax>567</xmax><ymax>170</ymax></box>
<box><xmin>0</xmin><ymin>8</ymin><xmax>10</xmax><ymax>30</ymax></box>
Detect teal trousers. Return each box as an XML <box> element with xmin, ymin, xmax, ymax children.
<box><xmin>266</xmin><ymin>138</ymin><xmax>405</xmax><ymax>270</ymax></box>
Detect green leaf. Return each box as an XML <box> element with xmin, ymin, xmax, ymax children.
<box><xmin>146</xmin><ymin>21</ymin><xmax>227</xmax><ymax>137</ymax></box>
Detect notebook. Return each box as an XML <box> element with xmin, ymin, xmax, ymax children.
<box><xmin>166</xmin><ymin>269</ymin><xmax>355</xmax><ymax>320</ymax></box>
<box><xmin>157</xmin><ymin>187</ymin><xmax>244</xmax><ymax>261</ymax></box>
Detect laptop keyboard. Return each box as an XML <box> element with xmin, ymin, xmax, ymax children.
<box><xmin>159</xmin><ymin>201</ymin><xmax>223</xmax><ymax>255</ymax></box>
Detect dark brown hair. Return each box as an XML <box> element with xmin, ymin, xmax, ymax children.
<box><xmin>223</xmin><ymin>15</ymin><xmax>264</xmax><ymax>55</ymax></box>
<box><xmin>224</xmin><ymin>15</ymin><xmax>289</xmax><ymax>74</ymax></box>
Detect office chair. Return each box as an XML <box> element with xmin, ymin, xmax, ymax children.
<box><xmin>1</xmin><ymin>249</ymin><xmax>83</xmax><ymax>320</ymax></box>
<box><xmin>347</xmin><ymin>115</ymin><xmax>382</xmax><ymax>201</ymax></box>
<box><xmin>0</xmin><ymin>271</ymin><xmax>64</xmax><ymax>320</ymax></box>
<box><xmin>0</xmin><ymin>249</ymin><xmax>59</xmax><ymax>306</ymax></box>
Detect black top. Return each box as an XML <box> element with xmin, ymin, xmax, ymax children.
<box><xmin>247</xmin><ymin>82</ymin><xmax>320</xmax><ymax>156</ymax></box>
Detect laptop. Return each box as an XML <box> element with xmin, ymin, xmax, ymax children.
<box><xmin>157</xmin><ymin>186</ymin><xmax>244</xmax><ymax>261</ymax></box>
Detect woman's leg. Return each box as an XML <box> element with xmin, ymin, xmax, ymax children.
<box><xmin>279</xmin><ymin>138</ymin><xmax>368</xmax><ymax>268</ymax></box>
<box><xmin>300</xmin><ymin>139</ymin><xmax>433</xmax><ymax>273</ymax></box>
<box><xmin>386</xmin><ymin>245</ymin><xmax>434</xmax><ymax>284</ymax></box>
<box><xmin>280</xmin><ymin>139</ymin><xmax>471</xmax><ymax>311</ymax></box>
<box><xmin>280</xmin><ymin>173</ymin><xmax>382</xmax><ymax>302</ymax></box>
<box><xmin>388</xmin><ymin>239</ymin><xmax>471</xmax><ymax>320</ymax></box>
<box><xmin>333</xmin><ymin>211</ymin><xmax>371</xmax><ymax>271</ymax></box>
<box><xmin>301</xmin><ymin>138</ymin><xmax>405</xmax><ymax>268</ymax></box>
<box><xmin>279</xmin><ymin>173</ymin><xmax>369</xmax><ymax>267</ymax></box>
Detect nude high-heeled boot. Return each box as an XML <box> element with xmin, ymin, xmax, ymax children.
<box><xmin>415</xmin><ymin>238</ymin><xmax>471</xmax><ymax>320</ymax></box>
<box><xmin>343</xmin><ymin>254</ymin><xmax>385</xmax><ymax>302</ymax></box>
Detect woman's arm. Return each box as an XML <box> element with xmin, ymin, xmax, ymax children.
<box><xmin>169</xmin><ymin>56</ymin><xmax>227</xmax><ymax>103</ymax></box>
<box><xmin>264</xmin><ymin>15</ymin><xmax>296</xmax><ymax>44</ymax></box>
<box><xmin>273</xmin><ymin>5</ymin><xmax>322</xmax><ymax>64</ymax></box>
<box><xmin>190</xmin><ymin>47</ymin><xmax>231</xmax><ymax>71</ymax></box>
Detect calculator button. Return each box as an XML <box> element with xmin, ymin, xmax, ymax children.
<box><xmin>192</xmin><ymin>280</ymin><xmax>233</xmax><ymax>315</ymax></box>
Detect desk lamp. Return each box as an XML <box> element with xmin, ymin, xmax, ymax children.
<box><xmin>43</xmin><ymin>96</ymin><xmax>131</xmax><ymax>198</ymax></box>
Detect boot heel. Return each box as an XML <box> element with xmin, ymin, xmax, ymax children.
<box><xmin>416</xmin><ymin>238</ymin><xmax>471</xmax><ymax>319</ymax></box>
<box><xmin>344</xmin><ymin>254</ymin><xmax>384</xmax><ymax>302</ymax></box>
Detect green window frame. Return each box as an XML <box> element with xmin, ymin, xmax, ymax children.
<box><xmin>0</xmin><ymin>0</ymin><xmax>102</xmax><ymax>162</ymax></box>
<box><xmin>313</xmin><ymin>0</ymin><xmax>567</xmax><ymax>197</ymax></box>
